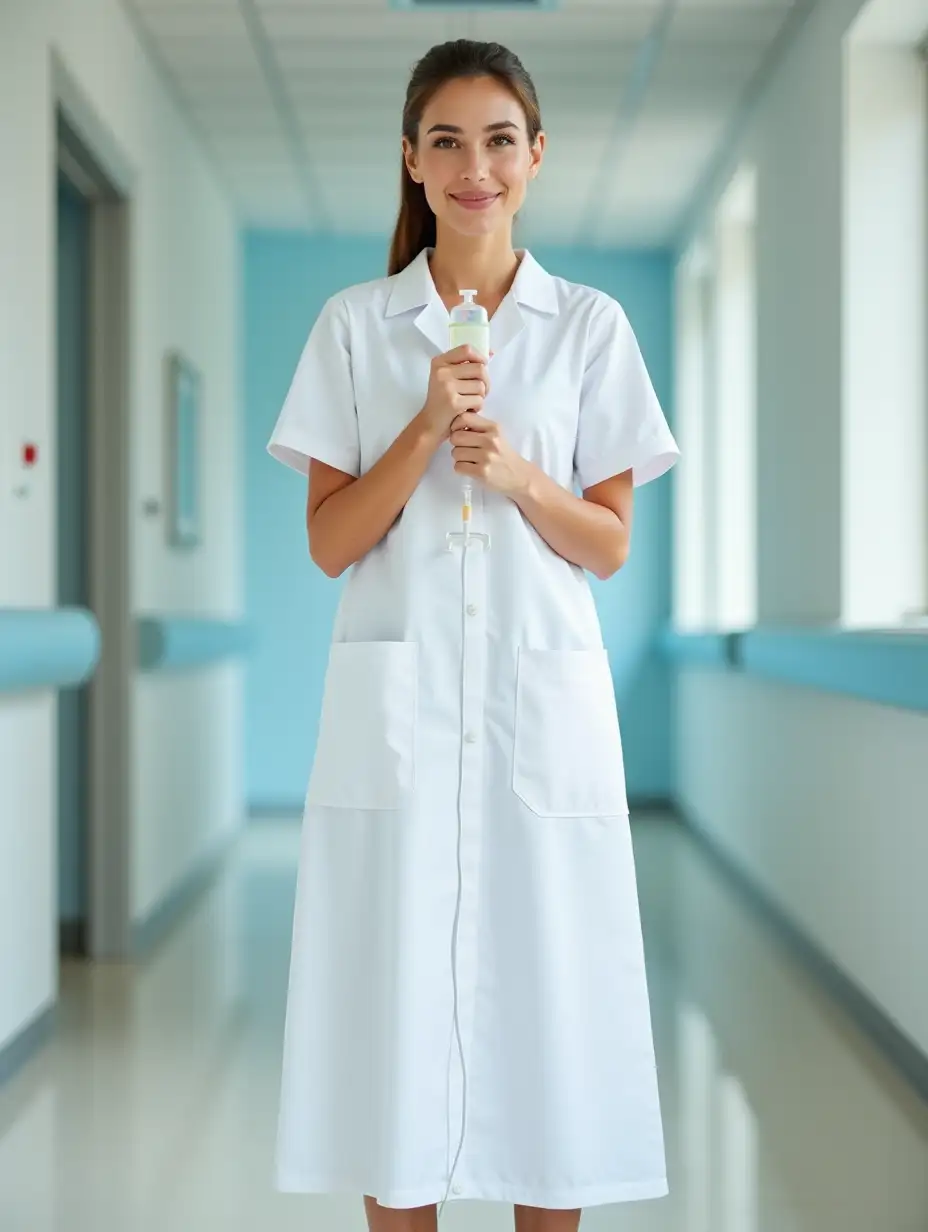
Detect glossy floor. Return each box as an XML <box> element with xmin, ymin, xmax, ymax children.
<box><xmin>1</xmin><ymin>813</ymin><xmax>926</xmax><ymax>1231</ymax></box>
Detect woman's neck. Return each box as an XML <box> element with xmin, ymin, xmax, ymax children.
<box><xmin>428</xmin><ymin>230</ymin><xmax>522</xmax><ymax>315</ymax></box>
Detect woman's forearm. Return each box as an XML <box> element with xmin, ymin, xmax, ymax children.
<box><xmin>310</xmin><ymin>412</ymin><xmax>441</xmax><ymax>577</ymax></box>
<box><xmin>511</xmin><ymin>462</ymin><xmax>629</xmax><ymax>581</ymax></box>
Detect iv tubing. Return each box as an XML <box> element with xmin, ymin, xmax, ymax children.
<box><xmin>437</xmin><ymin>538</ymin><xmax>470</xmax><ymax>1221</ymax></box>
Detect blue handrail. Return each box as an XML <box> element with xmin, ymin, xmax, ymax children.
<box><xmin>660</xmin><ymin>625</ymin><xmax>928</xmax><ymax>713</ymax></box>
<box><xmin>0</xmin><ymin>607</ymin><xmax>101</xmax><ymax>693</ymax></box>
<box><xmin>136</xmin><ymin>618</ymin><xmax>252</xmax><ymax>671</ymax></box>
<box><xmin>657</xmin><ymin>628</ymin><xmax>741</xmax><ymax>668</ymax></box>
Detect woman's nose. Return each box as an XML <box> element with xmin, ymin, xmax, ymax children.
<box><xmin>461</xmin><ymin>148</ymin><xmax>489</xmax><ymax>180</ymax></box>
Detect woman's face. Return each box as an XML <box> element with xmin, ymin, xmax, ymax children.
<box><xmin>403</xmin><ymin>75</ymin><xmax>544</xmax><ymax>239</ymax></box>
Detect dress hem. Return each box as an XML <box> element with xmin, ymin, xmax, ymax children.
<box><xmin>275</xmin><ymin>1171</ymin><xmax>669</xmax><ymax>1209</ymax></box>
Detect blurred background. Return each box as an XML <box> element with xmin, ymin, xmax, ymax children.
<box><xmin>1</xmin><ymin>0</ymin><xmax>927</xmax><ymax>1229</ymax></box>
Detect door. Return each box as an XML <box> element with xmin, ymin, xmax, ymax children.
<box><xmin>56</xmin><ymin>171</ymin><xmax>92</xmax><ymax>956</ymax></box>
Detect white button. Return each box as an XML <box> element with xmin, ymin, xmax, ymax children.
<box><xmin>464</xmin><ymin>731</ymin><xmax>477</xmax><ymax>744</ymax></box>
<box><xmin>466</xmin><ymin>603</ymin><xmax>478</xmax><ymax>616</ymax></box>
<box><xmin>452</xmin><ymin>1184</ymin><xmax>462</xmax><ymax>1195</ymax></box>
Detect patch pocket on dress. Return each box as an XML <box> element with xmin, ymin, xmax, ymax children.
<box><xmin>512</xmin><ymin>647</ymin><xmax>627</xmax><ymax>818</ymax></box>
<box><xmin>306</xmin><ymin>641</ymin><xmax>417</xmax><ymax>810</ymax></box>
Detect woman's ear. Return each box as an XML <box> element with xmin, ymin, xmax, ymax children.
<box><xmin>529</xmin><ymin>131</ymin><xmax>545</xmax><ymax>179</ymax></box>
<box><xmin>402</xmin><ymin>136</ymin><xmax>422</xmax><ymax>184</ymax></box>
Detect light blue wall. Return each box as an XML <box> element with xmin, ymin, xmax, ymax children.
<box><xmin>245</xmin><ymin>232</ymin><xmax>675</xmax><ymax>810</ymax></box>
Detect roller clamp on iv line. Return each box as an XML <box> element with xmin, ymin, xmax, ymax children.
<box><xmin>446</xmin><ymin>290</ymin><xmax>491</xmax><ymax>553</ymax></box>
<box><xmin>445</xmin><ymin>480</ymin><xmax>490</xmax><ymax>552</ymax></box>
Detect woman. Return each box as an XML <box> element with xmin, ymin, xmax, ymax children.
<box><xmin>268</xmin><ymin>38</ymin><xmax>679</xmax><ymax>1232</ymax></box>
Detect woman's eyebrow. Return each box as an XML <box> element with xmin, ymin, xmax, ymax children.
<box><xmin>426</xmin><ymin>120</ymin><xmax>520</xmax><ymax>135</ymax></box>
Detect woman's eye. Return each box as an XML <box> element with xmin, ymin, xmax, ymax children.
<box><xmin>432</xmin><ymin>134</ymin><xmax>517</xmax><ymax>150</ymax></box>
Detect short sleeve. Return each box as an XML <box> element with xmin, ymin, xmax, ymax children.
<box><xmin>267</xmin><ymin>295</ymin><xmax>361</xmax><ymax>478</ymax></box>
<box><xmin>574</xmin><ymin>296</ymin><xmax>680</xmax><ymax>491</ymax></box>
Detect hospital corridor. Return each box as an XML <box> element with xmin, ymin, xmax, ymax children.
<box><xmin>2</xmin><ymin>0</ymin><xmax>928</xmax><ymax>1230</ymax></box>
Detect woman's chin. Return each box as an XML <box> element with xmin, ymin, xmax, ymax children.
<box><xmin>440</xmin><ymin>208</ymin><xmax>514</xmax><ymax>239</ymax></box>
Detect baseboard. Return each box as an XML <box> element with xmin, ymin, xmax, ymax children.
<box><xmin>59</xmin><ymin>919</ymin><xmax>86</xmax><ymax>956</ymax></box>
<box><xmin>0</xmin><ymin>1003</ymin><xmax>56</xmax><ymax>1091</ymax></box>
<box><xmin>248</xmin><ymin>801</ymin><xmax>303</xmax><ymax>820</ymax></box>
<box><xmin>677</xmin><ymin>810</ymin><xmax>928</xmax><ymax>1105</ymax></box>
<box><xmin>131</xmin><ymin>830</ymin><xmax>236</xmax><ymax>958</ymax></box>
<box><xmin>627</xmin><ymin>794</ymin><xmax>675</xmax><ymax>814</ymax></box>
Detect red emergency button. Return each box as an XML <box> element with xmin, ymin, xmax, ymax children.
<box><xmin>22</xmin><ymin>443</ymin><xmax>38</xmax><ymax>466</ymax></box>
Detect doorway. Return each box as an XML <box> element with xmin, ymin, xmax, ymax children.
<box><xmin>56</xmin><ymin>170</ymin><xmax>92</xmax><ymax>955</ymax></box>
<box><xmin>55</xmin><ymin>98</ymin><xmax>132</xmax><ymax>961</ymax></box>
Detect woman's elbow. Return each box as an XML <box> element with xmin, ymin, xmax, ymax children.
<box><xmin>311</xmin><ymin>548</ymin><xmax>348</xmax><ymax>579</ymax></box>
<box><xmin>308</xmin><ymin>530</ymin><xmax>348</xmax><ymax>579</ymax></box>
<box><xmin>313</xmin><ymin>553</ymin><xmax>344</xmax><ymax>579</ymax></box>
<box><xmin>593</xmin><ymin>539</ymin><xmax>630</xmax><ymax>581</ymax></box>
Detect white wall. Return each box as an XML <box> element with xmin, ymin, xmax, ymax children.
<box><xmin>676</xmin><ymin>0</ymin><xmax>928</xmax><ymax>1057</ymax></box>
<box><xmin>677</xmin><ymin>669</ymin><xmax>928</xmax><ymax>1056</ymax></box>
<box><xmin>0</xmin><ymin>1</ymin><xmax>243</xmax><ymax>1055</ymax></box>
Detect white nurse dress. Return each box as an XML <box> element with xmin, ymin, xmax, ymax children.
<box><xmin>267</xmin><ymin>248</ymin><xmax>680</xmax><ymax>1211</ymax></box>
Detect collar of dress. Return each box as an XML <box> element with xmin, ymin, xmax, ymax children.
<box><xmin>384</xmin><ymin>247</ymin><xmax>559</xmax><ymax>357</ymax></box>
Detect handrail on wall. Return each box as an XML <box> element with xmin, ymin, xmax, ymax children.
<box><xmin>136</xmin><ymin>617</ymin><xmax>252</xmax><ymax>671</ymax></box>
<box><xmin>660</xmin><ymin>625</ymin><xmax>928</xmax><ymax>713</ymax></box>
<box><xmin>0</xmin><ymin>611</ymin><xmax>252</xmax><ymax>693</ymax></box>
<box><xmin>0</xmin><ymin>607</ymin><xmax>101</xmax><ymax>694</ymax></box>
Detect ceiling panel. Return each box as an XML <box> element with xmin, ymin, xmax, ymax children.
<box><xmin>121</xmin><ymin>0</ymin><xmax>811</xmax><ymax>246</ymax></box>
<box><xmin>668</xmin><ymin>16</ymin><xmax>787</xmax><ymax>49</ymax></box>
<box><xmin>129</xmin><ymin>5</ymin><xmax>248</xmax><ymax>38</ymax></box>
<box><xmin>470</xmin><ymin>6</ymin><xmax>661</xmax><ymax>43</ymax></box>
<box><xmin>187</xmin><ymin>103</ymin><xmax>281</xmax><ymax>134</ymax></box>
<box><xmin>259</xmin><ymin>8</ymin><xmax>455</xmax><ymax>41</ymax></box>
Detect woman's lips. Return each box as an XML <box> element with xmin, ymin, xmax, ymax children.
<box><xmin>450</xmin><ymin>192</ymin><xmax>501</xmax><ymax>211</ymax></box>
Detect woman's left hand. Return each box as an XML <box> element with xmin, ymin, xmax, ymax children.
<box><xmin>449</xmin><ymin>411</ymin><xmax>530</xmax><ymax>498</ymax></box>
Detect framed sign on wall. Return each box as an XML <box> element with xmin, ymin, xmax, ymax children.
<box><xmin>165</xmin><ymin>351</ymin><xmax>201</xmax><ymax>549</ymax></box>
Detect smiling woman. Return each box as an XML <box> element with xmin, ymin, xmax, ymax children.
<box><xmin>389</xmin><ymin>41</ymin><xmax>544</xmax><ymax>277</ymax></box>
<box><xmin>267</xmin><ymin>36</ymin><xmax>678</xmax><ymax>1232</ymax></box>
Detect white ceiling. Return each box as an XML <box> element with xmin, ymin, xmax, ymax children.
<box><xmin>122</xmin><ymin>0</ymin><xmax>809</xmax><ymax>246</ymax></box>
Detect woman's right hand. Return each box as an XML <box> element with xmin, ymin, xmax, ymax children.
<box><xmin>419</xmin><ymin>345</ymin><xmax>490</xmax><ymax>445</ymax></box>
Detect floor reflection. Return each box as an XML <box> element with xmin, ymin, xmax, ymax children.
<box><xmin>0</xmin><ymin>813</ymin><xmax>925</xmax><ymax>1231</ymax></box>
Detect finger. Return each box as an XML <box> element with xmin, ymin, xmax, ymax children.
<box><xmin>453</xmin><ymin>409</ymin><xmax>488</xmax><ymax>428</ymax></box>
<box><xmin>443</xmin><ymin>344</ymin><xmax>486</xmax><ymax>365</ymax></box>
<box><xmin>453</xmin><ymin>379</ymin><xmax>488</xmax><ymax>397</ymax></box>
<box><xmin>448</xmin><ymin>363</ymin><xmax>490</xmax><ymax>387</ymax></box>
<box><xmin>454</xmin><ymin>411</ymin><xmax>494</xmax><ymax>431</ymax></box>
<box><xmin>451</xmin><ymin>446</ymin><xmax>484</xmax><ymax>463</ymax></box>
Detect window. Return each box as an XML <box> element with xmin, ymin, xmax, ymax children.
<box><xmin>673</xmin><ymin>165</ymin><xmax>757</xmax><ymax>632</ymax></box>
<box><xmin>673</xmin><ymin>241</ymin><xmax>713</xmax><ymax>630</ymax></box>
<box><xmin>712</xmin><ymin>167</ymin><xmax>757</xmax><ymax>631</ymax></box>
<box><xmin>842</xmin><ymin>2</ymin><xmax>928</xmax><ymax>626</ymax></box>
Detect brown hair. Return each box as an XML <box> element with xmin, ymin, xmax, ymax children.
<box><xmin>388</xmin><ymin>40</ymin><xmax>542</xmax><ymax>277</ymax></box>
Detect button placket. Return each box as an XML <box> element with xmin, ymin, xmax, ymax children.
<box><xmin>446</xmin><ymin>515</ymin><xmax>489</xmax><ymax>1190</ymax></box>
